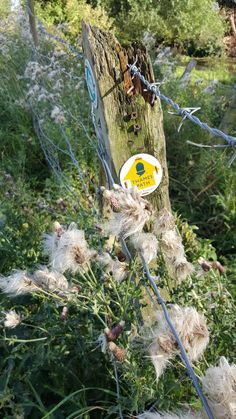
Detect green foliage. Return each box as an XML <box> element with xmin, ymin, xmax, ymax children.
<box><xmin>35</xmin><ymin>0</ymin><xmax>113</xmax><ymax>38</ymax></box>
<box><xmin>35</xmin><ymin>0</ymin><xmax>226</xmax><ymax>55</ymax></box>
<box><xmin>0</xmin><ymin>7</ymin><xmax>235</xmax><ymax>419</ymax></box>
<box><xmin>98</xmin><ymin>0</ymin><xmax>226</xmax><ymax>55</ymax></box>
<box><xmin>157</xmin><ymin>62</ymin><xmax>236</xmax><ymax>259</ymax></box>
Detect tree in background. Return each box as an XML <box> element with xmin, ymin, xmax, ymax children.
<box><xmin>91</xmin><ymin>0</ymin><xmax>226</xmax><ymax>55</ymax></box>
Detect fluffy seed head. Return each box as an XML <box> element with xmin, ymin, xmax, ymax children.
<box><xmin>3</xmin><ymin>310</ymin><xmax>21</xmax><ymax>328</ymax></box>
<box><xmin>155</xmin><ymin>216</ymin><xmax>194</xmax><ymax>282</ymax></box>
<box><xmin>154</xmin><ymin>209</ymin><xmax>176</xmax><ymax>235</ymax></box>
<box><xmin>96</xmin><ymin>253</ymin><xmax>127</xmax><ymax>282</ymax></box>
<box><xmin>202</xmin><ymin>357</ymin><xmax>236</xmax><ymax>419</ymax></box>
<box><xmin>0</xmin><ymin>270</ymin><xmax>38</xmax><ymax>296</ymax></box>
<box><xmin>131</xmin><ymin>232</ymin><xmax>159</xmax><ymax>264</ymax></box>
<box><xmin>170</xmin><ymin>305</ymin><xmax>209</xmax><ymax>361</ymax></box>
<box><xmin>44</xmin><ymin>223</ymin><xmax>97</xmax><ymax>273</ymax></box>
<box><xmin>103</xmin><ymin>186</ymin><xmax>153</xmax><ymax>239</ymax></box>
<box><xmin>43</xmin><ymin>221</ymin><xmax>64</xmax><ymax>258</ymax></box>
<box><xmin>144</xmin><ymin>305</ymin><xmax>209</xmax><ymax>380</ymax></box>
<box><xmin>33</xmin><ymin>267</ymin><xmax>69</xmax><ymax>291</ymax></box>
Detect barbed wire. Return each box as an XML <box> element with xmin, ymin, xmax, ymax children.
<box><xmin>25</xmin><ymin>2</ymin><xmax>236</xmax><ymax>167</ymax></box>
<box><xmin>97</xmin><ymin>150</ymin><xmax>214</xmax><ymax>419</ymax></box>
<box><xmin>37</xmin><ymin>21</ymin><xmax>83</xmax><ymax>59</ymax></box>
<box><xmin>25</xmin><ymin>11</ymin><xmax>215</xmax><ymax>418</ymax></box>
<box><xmin>128</xmin><ymin>63</ymin><xmax>236</xmax><ymax>167</ymax></box>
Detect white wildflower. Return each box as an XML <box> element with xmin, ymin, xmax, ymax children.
<box><xmin>0</xmin><ymin>270</ymin><xmax>38</xmax><ymax>296</ymax></box>
<box><xmin>144</xmin><ymin>305</ymin><xmax>209</xmax><ymax>380</ymax></box>
<box><xmin>3</xmin><ymin>310</ymin><xmax>21</xmax><ymax>328</ymax></box>
<box><xmin>50</xmin><ymin>106</ymin><xmax>66</xmax><ymax>124</ymax></box>
<box><xmin>131</xmin><ymin>232</ymin><xmax>159</xmax><ymax>264</ymax></box>
<box><xmin>45</xmin><ymin>222</ymin><xmax>97</xmax><ymax>274</ymax></box>
<box><xmin>96</xmin><ymin>252</ymin><xmax>127</xmax><ymax>282</ymax></box>
<box><xmin>103</xmin><ymin>185</ymin><xmax>153</xmax><ymax>239</ymax></box>
<box><xmin>202</xmin><ymin>357</ymin><xmax>236</xmax><ymax>419</ymax></box>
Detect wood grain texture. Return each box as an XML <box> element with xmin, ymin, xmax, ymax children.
<box><xmin>82</xmin><ymin>21</ymin><xmax>170</xmax><ymax>212</ymax></box>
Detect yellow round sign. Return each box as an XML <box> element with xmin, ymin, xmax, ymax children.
<box><xmin>119</xmin><ymin>153</ymin><xmax>162</xmax><ymax>196</ymax></box>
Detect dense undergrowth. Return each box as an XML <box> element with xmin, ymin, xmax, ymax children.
<box><xmin>0</xmin><ymin>4</ymin><xmax>235</xmax><ymax>419</ymax></box>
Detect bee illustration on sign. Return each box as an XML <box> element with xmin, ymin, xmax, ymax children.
<box><xmin>85</xmin><ymin>59</ymin><xmax>97</xmax><ymax>108</ymax></box>
<box><xmin>120</xmin><ymin>153</ymin><xmax>162</xmax><ymax>196</ymax></box>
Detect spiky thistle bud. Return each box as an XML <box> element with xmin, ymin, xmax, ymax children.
<box><xmin>104</xmin><ymin>321</ymin><xmax>125</xmax><ymax>341</ymax></box>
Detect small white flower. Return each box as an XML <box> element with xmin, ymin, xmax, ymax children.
<box><xmin>50</xmin><ymin>106</ymin><xmax>66</xmax><ymax>124</ymax></box>
<box><xmin>4</xmin><ymin>310</ymin><xmax>21</xmax><ymax>328</ymax></box>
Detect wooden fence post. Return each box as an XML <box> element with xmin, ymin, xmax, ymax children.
<box><xmin>27</xmin><ymin>0</ymin><xmax>39</xmax><ymax>47</ymax></box>
<box><xmin>82</xmin><ymin>22</ymin><xmax>170</xmax><ymax>213</ymax></box>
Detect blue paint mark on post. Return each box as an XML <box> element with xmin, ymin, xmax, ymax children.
<box><xmin>85</xmin><ymin>59</ymin><xmax>97</xmax><ymax>108</ymax></box>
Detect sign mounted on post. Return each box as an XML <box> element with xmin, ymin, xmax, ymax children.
<box><xmin>120</xmin><ymin>153</ymin><xmax>163</xmax><ymax>196</ymax></box>
<box><xmin>85</xmin><ymin>59</ymin><xmax>97</xmax><ymax>108</ymax></box>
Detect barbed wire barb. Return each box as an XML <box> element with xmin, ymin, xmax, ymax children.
<box><xmin>128</xmin><ymin>62</ymin><xmax>236</xmax><ymax>167</ymax></box>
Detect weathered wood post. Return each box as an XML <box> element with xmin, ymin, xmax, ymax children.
<box><xmin>82</xmin><ymin>22</ymin><xmax>170</xmax><ymax>213</ymax></box>
<box><xmin>27</xmin><ymin>0</ymin><xmax>39</xmax><ymax>47</ymax></box>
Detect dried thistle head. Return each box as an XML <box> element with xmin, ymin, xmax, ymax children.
<box><xmin>170</xmin><ymin>305</ymin><xmax>209</xmax><ymax>362</ymax></box>
<box><xmin>154</xmin><ymin>208</ymin><xmax>176</xmax><ymax>235</ymax></box>
<box><xmin>158</xmin><ymin>229</ymin><xmax>193</xmax><ymax>282</ymax></box>
<box><xmin>45</xmin><ymin>222</ymin><xmax>97</xmax><ymax>274</ymax></box>
<box><xmin>131</xmin><ymin>232</ymin><xmax>159</xmax><ymax>264</ymax></box>
<box><xmin>108</xmin><ymin>341</ymin><xmax>126</xmax><ymax>362</ymax></box>
<box><xmin>153</xmin><ymin>209</ymin><xmax>194</xmax><ymax>282</ymax></box>
<box><xmin>0</xmin><ymin>270</ymin><xmax>38</xmax><ymax>296</ymax></box>
<box><xmin>3</xmin><ymin>310</ymin><xmax>22</xmax><ymax>328</ymax></box>
<box><xmin>143</xmin><ymin>305</ymin><xmax>209</xmax><ymax>380</ymax></box>
<box><xmin>102</xmin><ymin>186</ymin><xmax>153</xmax><ymax>239</ymax></box>
<box><xmin>202</xmin><ymin>357</ymin><xmax>236</xmax><ymax>419</ymax></box>
<box><xmin>96</xmin><ymin>252</ymin><xmax>127</xmax><ymax>282</ymax></box>
<box><xmin>33</xmin><ymin>267</ymin><xmax>69</xmax><ymax>291</ymax></box>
